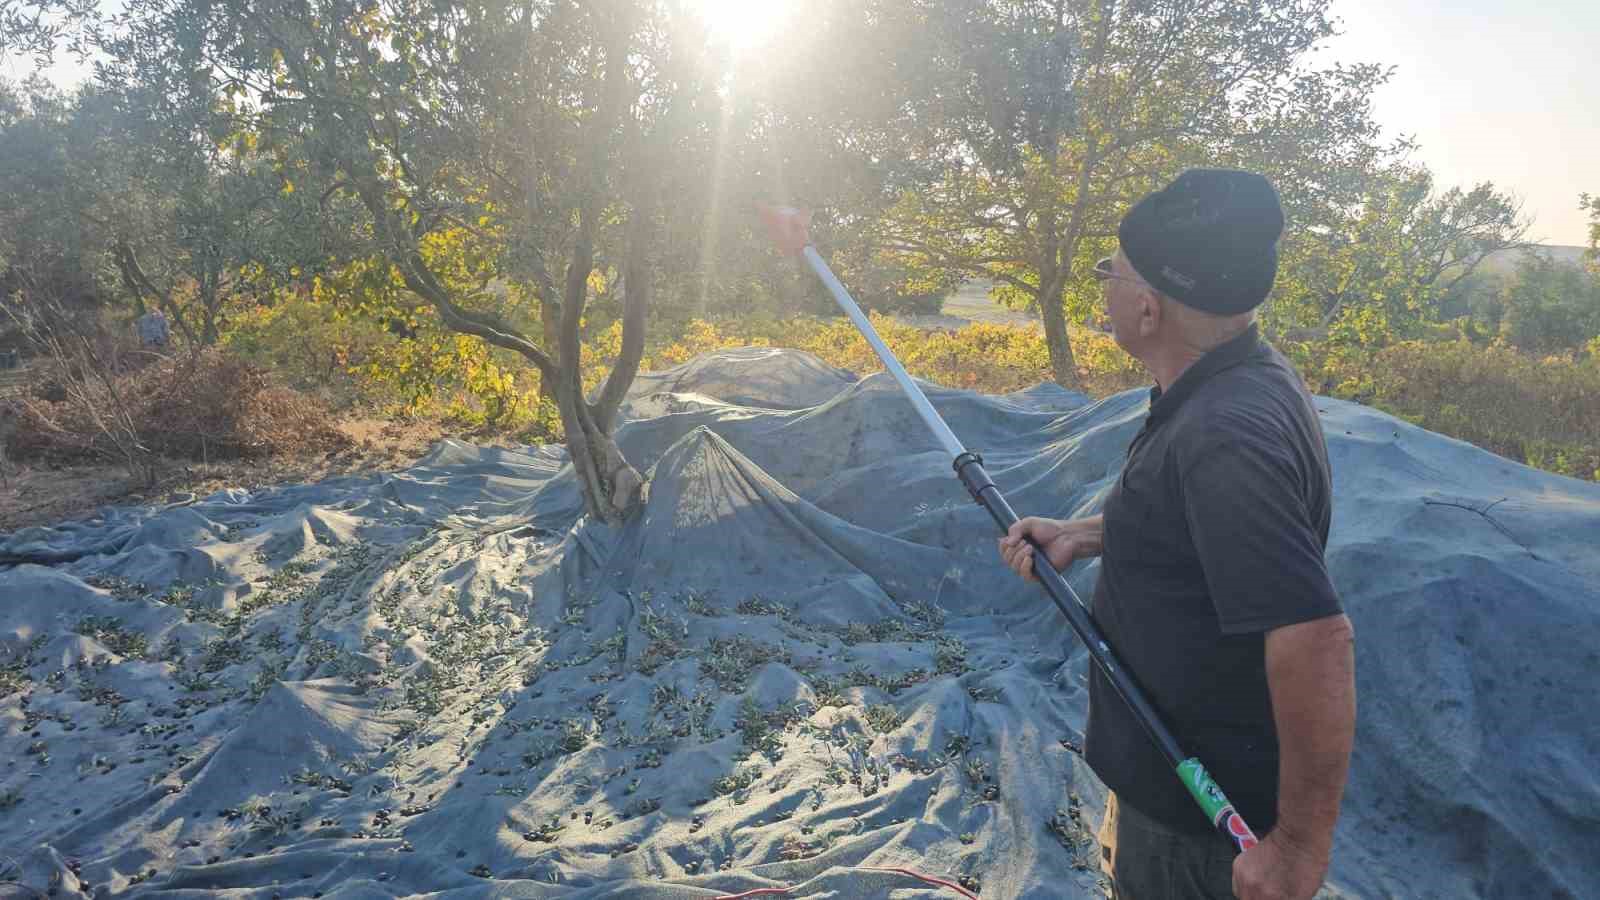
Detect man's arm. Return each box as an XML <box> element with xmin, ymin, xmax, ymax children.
<box><xmin>1233</xmin><ymin>611</ymin><xmax>1356</xmax><ymax>899</ymax></box>
<box><xmin>1268</xmin><ymin>612</ymin><xmax>1356</xmax><ymax>854</ymax></box>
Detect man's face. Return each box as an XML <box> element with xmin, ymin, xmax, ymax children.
<box><xmin>1095</xmin><ymin>251</ymin><xmax>1152</xmax><ymax>355</ymax></box>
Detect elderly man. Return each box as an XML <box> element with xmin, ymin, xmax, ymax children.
<box><xmin>998</xmin><ymin>170</ymin><xmax>1355</xmax><ymax>900</ymax></box>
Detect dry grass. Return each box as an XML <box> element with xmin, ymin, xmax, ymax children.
<box><xmin>4</xmin><ymin>349</ymin><xmax>349</xmax><ymax>465</ymax></box>
<box><xmin>0</xmin><ymin>417</ymin><xmax>456</xmax><ymax>531</ymax></box>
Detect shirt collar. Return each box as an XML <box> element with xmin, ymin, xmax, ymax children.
<box><xmin>1145</xmin><ymin>323</ymin><xmax>1265</xmax><ymax>427</ymax></box>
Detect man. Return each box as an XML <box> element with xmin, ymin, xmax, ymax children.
<box><xmin>136</xmin><ymin>308</ymin><xmax>170</xmax><ymax>348</ymax></box>
<box><xmin>998</xmin><ymin>169</ymin><xmax>1355</xmax><ymax>900</ymax></box>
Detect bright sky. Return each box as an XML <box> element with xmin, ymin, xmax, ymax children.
<box><xmin>1322</xmin><ymin>0</ymin><xmax>1598</xmax><ymax>246</ymax></box>
<box><xmin>6</xmin><ymin>0</ymin><xmax>1594</xmax><ymax>245</ymax></box>
<box><xmin>694</xmin><ymin>0</ymin><xmax>788</xmax><ymax>51</ymax></box>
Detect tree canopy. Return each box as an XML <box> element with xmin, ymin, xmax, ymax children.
<box><xmin>2</xmin><ymin>0</ymin><xmax>1592</xmax><ymax>517</ymax></box>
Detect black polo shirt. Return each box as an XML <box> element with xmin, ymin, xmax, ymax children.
<box><xmin>1084</xmin><ymin>323</ymin><xmax>1341</xmax><ymax>836</ymax></box>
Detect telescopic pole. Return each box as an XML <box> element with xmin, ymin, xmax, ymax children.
<box><xmin>762</xmin><ymin>206</ymin><xmax>1260</xmax><ymax>853</ymax></box>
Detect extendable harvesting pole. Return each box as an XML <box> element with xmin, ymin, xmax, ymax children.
<box><xmin>758</xmin><ymin>205</ymin><xmax>1260</xmax><ymax>853</ymax></box>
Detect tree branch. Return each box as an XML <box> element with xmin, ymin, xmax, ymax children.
<box><xmin>590</xmin><ymin>199</ymin><xmax>652</xmax><ymax>432</ymax></box>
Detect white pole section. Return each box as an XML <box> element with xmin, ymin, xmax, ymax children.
<box><xmin>801</xmin><ymin>245</ymin><xmax>968</xmax><ymax>460</ymax></box>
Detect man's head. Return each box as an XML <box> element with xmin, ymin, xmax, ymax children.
<box><xmin>1098</xmin><ymin>169</ymin><xmax>1283</xmax><ymax>360</ymax></box>
<box><xmin>1094</xmin><ymin>251</ymin><xmax>1256</xmax><ymax>358</ymax></box>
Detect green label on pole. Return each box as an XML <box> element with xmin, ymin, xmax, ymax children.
<box><xmin>1176</xmin><ymin>757</ymin><xmax>1229</xmax><ymax>823</ymax></box>
<box><xmin>1176</xmin><ymin>757</ymin><xmax>1259</xmax><ymax>851</ymax></box>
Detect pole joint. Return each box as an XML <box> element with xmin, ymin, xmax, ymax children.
<box><xmin>952</xmin><ymin>450</ymin><xmax>991</xmax><ymax>504</ymax></box>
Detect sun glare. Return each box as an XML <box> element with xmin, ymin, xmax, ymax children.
<box><xmin>690</xmin><ymin>0</ymin><xmax>790</xmax><ymax>52</ymax></box>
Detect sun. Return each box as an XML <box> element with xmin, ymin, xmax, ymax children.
<box><xmin>689</xmin><ymin>0</ymin><xmax>790</xmax><ymax>52</ymax></box>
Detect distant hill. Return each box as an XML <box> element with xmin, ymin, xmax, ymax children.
<box><xmin>1476</xmin><ymin>244</ymin><xmax>1589</xmax><ymax>278</ymax></box>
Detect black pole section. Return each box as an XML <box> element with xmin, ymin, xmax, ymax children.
<box><xmin>952</xmin><ymin>451</ymin><xmax>1260</xmax><ymax>853</ymax></box>
<box><xmin>951</xmin><ymin>451</ymin><xmax>1182</xmax><ymax>765</ymax></box>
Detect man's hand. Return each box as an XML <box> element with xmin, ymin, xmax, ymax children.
<box><xmin>997</xmin><ymin>514</ymin><xmax>1103</xmax><ymax>582</ymax></box>
<box><xmin>1232</xmin><ymin>828</ymin><xmax>1331</xmax><ymax>900</ymax></box>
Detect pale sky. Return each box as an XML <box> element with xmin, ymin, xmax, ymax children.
<box><xmin>1322</xmin><ymin>0</ymin><xmax>1597</xmax><ymax>246</ymax></box>
<box><xmin>6</xmin><ymin>0</ymin><xmax>1595</xmax><ymax>245</ymax></box>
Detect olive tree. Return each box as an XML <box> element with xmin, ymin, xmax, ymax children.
<box><xmin>104</xmin><ymin>0</ymin><xmax>727</xmax><ymax>523</ymax></box>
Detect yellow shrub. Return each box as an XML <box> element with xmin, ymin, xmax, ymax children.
<box><xmin>592</xmin><ymin>314</ymin><xmax>1145</xmax><ymax>399</ymax></box>
<box><xmin>1289</xmin><ymin>337</ymin><xmax>1600</xmax><ymax>481</ymax></box>
<box><xmin>240</xmin><ymin>293</ymin><xmax>1599</xmax><ymax>484</ymax></box>
<box><xmin>626</xmin><ymin>319</ymin><xmax>1598</xmax><ymax>483</ymax></box>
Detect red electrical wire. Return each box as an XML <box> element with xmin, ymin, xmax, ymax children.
<box><xmin>711</xmin><ymin>865</ymin><xmax>980</xmax><ymax>900</ymax></box>
<box><xmin>860</xmin><ymin>866</ymin><xmax>981</xmax><ymax>899</ymax></box>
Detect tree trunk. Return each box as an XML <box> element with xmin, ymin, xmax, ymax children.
<box><xmin>199</xmin><ymin>276</ymin><xmax>220</xmax><ymax>346</ymax></box>
<box><xmin>550</xmin><ymin>194</ymin><xmax>650</xmax><ymax>525</ymax></box>
<box><xmin>556</xmin><ymin>371</ymin><xmax>642</xmax><ymax>526</ymax></box>
<box><xmin>1037</xmin><ymin>269</ymin><xmax>1080</xmax><ymax>389</ymax></box>
<box><xmin>539</xmin><ymin>297</ymin><xmax>560</xmax><ymax>403</ymax></box>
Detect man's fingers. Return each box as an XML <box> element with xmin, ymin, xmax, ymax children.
<box><xmin>1000</xmin><ymin>524</ymin><xmax>1053</xmax><ymax>582</ymax></box>
<box><xmin>1003</xmin><ymin>542</ymin><xmax>1030</xmax><ymax>578</ymax></box>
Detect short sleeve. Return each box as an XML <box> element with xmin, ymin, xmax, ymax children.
<box><xmin>1181</xmin><ymin>441</ymin><xmax>1342</xmax><ymax>634</ymax></box>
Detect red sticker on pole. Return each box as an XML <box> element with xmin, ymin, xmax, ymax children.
<box><xmin>1226</xmin><ymin>811</ymin><xmax>1259</xmax><ymax>851</ymax></box>
<box><xmin>757</xmin><ymin>204</ymin><xmax>812</xmax><ymax>257</ymax></box>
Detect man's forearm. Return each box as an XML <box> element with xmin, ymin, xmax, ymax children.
<box><xmin>1265</xmin><ymin>613</ymin><xmax>1356</xmax><ymax>855</ymax></box>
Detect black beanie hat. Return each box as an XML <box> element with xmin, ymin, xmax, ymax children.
<box><xmin>1117</xmin><ymin>168</ymin><xmax>1284</xmax><ymax>315</ymax></box>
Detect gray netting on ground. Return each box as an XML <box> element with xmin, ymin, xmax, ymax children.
<box><xmin>1</xmin><ymin>347</ymin><xmax>1597</xmax><ymax>898</ymax></box>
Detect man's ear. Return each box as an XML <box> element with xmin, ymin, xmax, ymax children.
<box><xmin>1138</xmin><ymin>289</ymin><xmax>1163</xmax><ymax>338</ymax></box>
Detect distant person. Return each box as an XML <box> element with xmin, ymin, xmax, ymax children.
<box><xmin>998</xmin><ymin>169</ymin><xmax>1355</xmax><ymax>900</ymax></box>
<box><xmin>136</xmin><ymin>309</ymin><xmax>171</xmax><ymax>348</ymax></box>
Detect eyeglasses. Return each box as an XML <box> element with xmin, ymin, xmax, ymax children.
<box><xmin>1092</xmin><ymin>256</ymin><xmax>1143</xmax><ymax>286</ymax></box>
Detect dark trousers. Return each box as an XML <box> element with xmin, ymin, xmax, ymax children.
<box><xmin>1099</xmin><ymin>792</ymin><xmax>1237</xmax><ymax>899</ymax></box>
